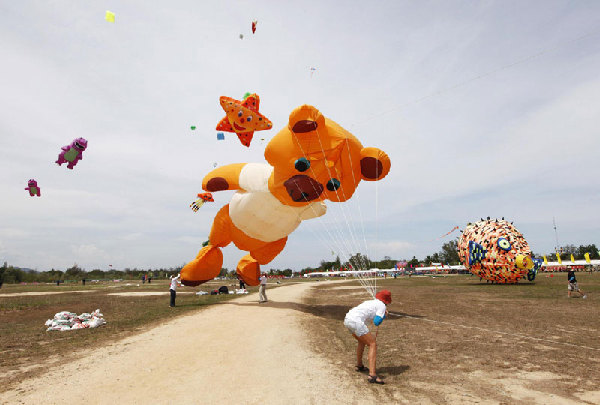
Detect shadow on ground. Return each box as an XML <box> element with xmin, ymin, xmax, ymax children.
<box><xmin>377</xmin><ymin>365</ymin><xmax>410</xmax><ymax>376</ymax></box>
<box><xmin>223</xmin><ymin>301</ymin><xmax>425</xmax><ymax>322</ymax></box>
<box><xmin>459</xmin><ymin>282</ymin><xmax>537</xmax><ymax>287</ymax></box>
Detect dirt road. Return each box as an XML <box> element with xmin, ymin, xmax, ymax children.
<box><xmin>2</xmin><ymin>282</ymin><xmax>379</xmax><ymax>405</ymax></box>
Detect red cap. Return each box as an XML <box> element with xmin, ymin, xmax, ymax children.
<box><xmin>375</xmin><ymin>289</ymin><xmax>392</xmax><ymax>305</ymax></box>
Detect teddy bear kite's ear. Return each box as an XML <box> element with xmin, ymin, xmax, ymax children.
<box><xmin>288</xmin><ymin>105</ymin><xmax>326</xmax><ymax>134</ymax></box>
<box><xmin>360</xmin><ymin>147</ymin><xmax>390</xmax><ymax>181</ymax></box>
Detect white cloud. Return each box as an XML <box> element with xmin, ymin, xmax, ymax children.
<box><xmin>370</xmin><ymin>240</ymin><xmax>416</xmax><ymax>256</ymax></box>
<box><xmin>70</xmin><ymin>244</ymin><xmax>108</xmax><ymax>263</ymax></box>
<box><xmin>176</xmin><ymin>236</ymin><xmax>205</xmax><ymax>245</ymax></box>
<box><xmin>0</xmin><ymin>228</ymin><xmax>30</xmax><ymax>238</ymax></box>
<box><xmin>118</xmin><ymin>233</ymin><xmax>144</xmax><ymax>241</ymax></box>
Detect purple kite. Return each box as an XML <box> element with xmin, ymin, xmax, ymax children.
<box><xmin>56</xmin><ymin>137</ymin><xmax>88</xmax><ymax>169</ymax></box>
<box><xmin>25</xmin><ymin>179</ymin><xmax>41</xmax><ymax>197</ymax></box>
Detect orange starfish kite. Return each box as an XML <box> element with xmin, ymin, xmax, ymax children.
<box><xmin>216</xmin><ymin>94</ymin><xmax>273</xmax><ymax>147</ymax></box>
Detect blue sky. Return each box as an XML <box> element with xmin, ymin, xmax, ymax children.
<box><xmin>1</xmin><ymin>1</ymin><xmax>599</xmax><ymax>271</ymax></box>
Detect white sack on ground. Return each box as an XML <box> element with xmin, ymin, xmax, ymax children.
<box><xmin>45</xmin><ymin>309</ymin><xmax>106</xmax><ymax>331</ymax></box>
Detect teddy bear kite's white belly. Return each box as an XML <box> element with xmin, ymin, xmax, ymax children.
<box><xmin>229</xmin><ymin>191</ymin><xmax>308</xmax><ymax>242</ymax></box>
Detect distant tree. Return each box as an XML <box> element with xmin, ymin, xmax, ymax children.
<box><xmin>300</xmin><ymin>266</ymin><xmax>317</xmax><ymax>275</ymax></box>
<box><xmin>87</xmin><ymin>269</ymin><xmax>105</xmax><ymax>279</ymax></box>
<box><xmin>0</xmin><ymin>262</ymin><xmax>7</xmax><ymax>287</ymax></box>
<box><xmin>407</xmin><ymin>256</ymin><xmax>420</xmax><ymax>268</ymax></box>
<box><xmin>440</xmin><ymin>240</ymin><xmax>460</xmax><ymax>265</ymax></box>
<box><xmin>345</xmin><ymin>253</ymin><xmax>371</xmax><ymax>270</ymax></box>
<box><xmin>373</xmin><ymin>256</ymin><xmax>397</xmax><ymax>269</ymax></box>
<box><xmin>577</xmin><ymin>244</ymin><xmax>599</xmax><ymax>260</ymax></box>
<box><xmin>218</xmin><ymin>268</ymin><xmax>228</xmax><ymax>277</ymax></box>
<box><xmin>559</xmin><ymin>244</ymin><xmax>577</xmax><ymax>260</ymax></box>
<box><xmin>65</xmin><ymin>263</ymin><xmax>86</xmax><ymax>280</ymax></box>
<box><xmin>2</xmin><ymin>266</ymin><xmax>24</xmax><ymax>283</ymax></box>
<box><xmin>46</xmin><ymin>268</ymin><xmax>64</xmax><ymax>281</ymax></box>
<box><xmin>423</xmin><ymin>253</ymin><xmax>443</xmax><ymax>265</ymax></box>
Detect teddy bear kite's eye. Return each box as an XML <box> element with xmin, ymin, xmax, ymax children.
<box><xmin>326</xmin><ymin>178</ymin><xmax>340</xmax><ymax>191</ymax></box>
<box><xmin>294</xmin><ymin>158</ymin><xmax>310</xmax><ymax>172</ymax></box>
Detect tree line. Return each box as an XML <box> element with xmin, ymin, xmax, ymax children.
<box><xmin>1</xmin><ymin>243</ymin><xmax>597</xmax><ymax>285</ymax></box>
<box><xmin>299</xmin><ymin>242</ymin><xmax>599</xmax><ymax>274</ymax></box>
<box><xmin>0</xmin><ymin>262</ymin><xmax>184</xmax><ymax>285</ymax></box>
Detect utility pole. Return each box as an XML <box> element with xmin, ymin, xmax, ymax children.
<box><xmin>553</xmin><ymin>217</ymin><xmax>560</xmax><ymax>254</ymax></box>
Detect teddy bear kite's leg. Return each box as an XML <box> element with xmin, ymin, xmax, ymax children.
<box><xmin>236</xmin><ymin>237</ymin><xmax>287</xmax><ymax>286</ymax></box>
<box><xmin>180</xmin><ymin>204</ymin><xmax>233</xmax><ymax>286</ymax></box>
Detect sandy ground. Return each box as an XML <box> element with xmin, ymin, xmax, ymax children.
<box><xmin>2</xmin><ymin>282</ymin><xmax>377</xmax><ymax>405</ymax></box>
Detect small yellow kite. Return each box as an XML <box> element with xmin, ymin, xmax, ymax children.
<box><xmin>105</xmin><ymin>11</ymin><xmax>115</xmax><ymax>23</ymax></box>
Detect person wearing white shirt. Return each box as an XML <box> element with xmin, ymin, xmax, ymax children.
<box><xmin>169</xmin><ymin>274</ymin><xmax>180</xmax><ymax>307</ymax></box>
<box><xmin>343</xmin><ymin>290</ymin><xmax>392</xmax><ymax>385</ymax></box>
<box><xmin>259</xmin><ymin>273</ymin><xmax>268</xmax><ymax>303</ymax></box>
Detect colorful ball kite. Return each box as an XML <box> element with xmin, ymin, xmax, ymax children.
<box><xmin>25</xmin><ymin>179</ymin><xmax>41</xmax><ymax>197</ymax></box>
<box><xmin>457</xmin><ymin>218</ymin><xmax>538</xmax><ymax>283</ymax></box>
<box><xmin>181</xmin><ymin>104</ymin><xmax>391</xmax><ymax>287</ymax></box>
<box><xmin>56</xmin><ymin>138</ymin><xmax>87</xmax><ymax>170</ymax></box>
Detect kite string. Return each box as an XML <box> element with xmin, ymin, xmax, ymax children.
<box><xmin>347</xmin><ymin>27</ymin><xmax>600</xmax><ymax>130</ymax></box>
<box><xmin>286</xmin><ymin>135</ymin><xmax>361</xmax><ymax>272</ymax></box>
<box><xmin>303</xmin><ymin>124</ymin><xmax>369</xmax><ymax>274</ymax></box>
<box><xmin>289</xmin><ymin>128</ymin><xmax>374</xmax><ymax>296</ymax></box>
<box><xmin>311</xmin><ymin>125</ymin><xmax>375</xmax><ymax>294</ymax></box>
<box><xmin>341</xmin><ymin>136</ymin><xmax>375</xmax><ymax>270</ymax></box>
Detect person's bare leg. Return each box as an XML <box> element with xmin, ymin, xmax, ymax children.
<box><xmin>353</xmin><ymin>335</ymin><xmax>366</xmax><ymax>367</ymax></box>
<box><xmin>367</xmin><ymin>339</ymin><xmax>377</xmax><ymax>374</ymax></box>
<box><xmin>355</xmin><ymin>332</ymin><xmax>380</xmax><ymax>380</ymax></box>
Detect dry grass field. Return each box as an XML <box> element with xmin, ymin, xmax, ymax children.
<box><xmin>2</xmin><ymin>274</ymin><xmax>599</xmax><ymax>403</ymax></box>
<box><xmin>0</xmin><ymin>279</ymin><xmax>244</xmax><ymax>391</ymax></box>
<box><xmin>301</xmin><ymin>272</ymin><xmax>600</xmax><ymax>404</ymax></box>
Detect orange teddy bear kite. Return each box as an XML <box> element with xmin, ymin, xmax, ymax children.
<box><xmin>181</xmin><ymin>105</ymin><xmax>391</xmax><ymax>286</ymax></box>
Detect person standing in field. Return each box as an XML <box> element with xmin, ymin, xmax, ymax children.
<box><xmin>170</xmin><ymin>274</ymin><xmax>180</xmax><ymax>307</ymax></box>
<box><xmin>343</xmin><ymin>290</ymin><xmax>392</xmax><ymax>385</ymax></box>
<box><xmin>258</xmin><ymin>273</ymin><xmax>268</xmax><ymax>303</ymax></box>
<box><xmin>567</xmin><ymin>269</ymin><xmax>587</xmax><ymax>298</ymax></box>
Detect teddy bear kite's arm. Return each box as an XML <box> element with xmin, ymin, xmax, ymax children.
<box><xmin>202</xmin><ymin>163</ymin><xmax>247</xmax><ymax>193</ymax></box>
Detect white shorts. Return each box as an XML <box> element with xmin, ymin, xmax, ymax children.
<box><xmin>568</xmin><ymin>282</ymin><xmax>580</xmax><ymax>291</ymax></box>
<box><xmin>344</xmin><ymin>317</ymin><xmax>369</xmax><ymax>337</ymax></box>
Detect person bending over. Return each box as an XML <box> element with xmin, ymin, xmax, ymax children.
<box><xmin>343</xmin><ymin>290</ymin><xmax>391</xmax><ymax>385</ymax></box>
